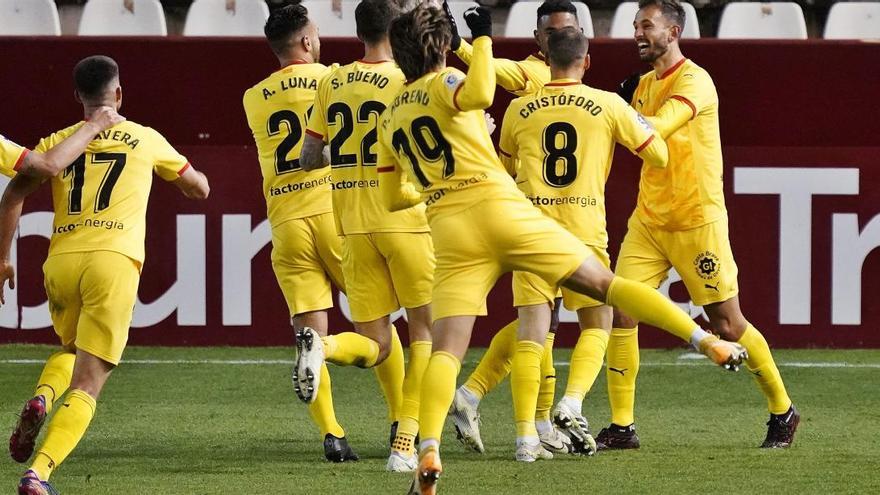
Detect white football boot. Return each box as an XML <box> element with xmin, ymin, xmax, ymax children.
<box><xmin>552</xmin><ymin>401</ymin><xmax>597</xmax><ymax>456</ymax></box>
<box><xmin>449</xmin><ymin>388</ymin><xmax>485</xmax><ymax>453</ymax></box>
<box><xmin>292</xmin><ymin>327</ymin><xmax>324</xmax><ymax>403</ymax></box>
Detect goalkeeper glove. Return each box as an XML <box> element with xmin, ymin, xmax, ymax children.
<box><xmin>616</xmin><ymin>72</ymin><xmax>642</xmax><ymax>104</ymax></box>
<box><xmin>463</xmin><ymin>6</ymin><xmax>492</xmax><ymax>39</ymax></box>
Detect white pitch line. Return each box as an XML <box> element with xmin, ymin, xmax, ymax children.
<box><xmin>0</xmin><ymin>358</ymin><xmax>879</xmax><ymax>368</ymax></box>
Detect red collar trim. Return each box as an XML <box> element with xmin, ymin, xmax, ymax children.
<box><xmin>657</xmin><ymin>58</ymin><xmax>687</xmax><ymax>80</ymax></box>
<box><xmin>358</xmin><ymin>59</ymin><xmax>392</xmax><ymax>64</ymax></box>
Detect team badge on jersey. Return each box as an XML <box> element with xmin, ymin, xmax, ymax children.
<box><xmin>444</xmin><ymin>73</ymin><xmax>462</xmax><ymax>91</ymax></box>
<box><xmin>636</xmin><ymin>114</ymin><xmax>653</xmax><ymax>133</ymax></box>
<box><xmin>694</xmin><ymin>251</ymin><xmax>720</xmax><ymax>279</ymax></box>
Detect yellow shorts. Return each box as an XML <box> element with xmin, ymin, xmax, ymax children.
<box><xmin>342</xmin><ymin>232</ymin><xmax>434</xmax><ymax>322</ymax></box>
<box><xmin>43</xmin><ymin>251</ymin><xmax>140</xmax><ymax>365</ymax></box>
<box><xmin>271</xmin><ymin>212</ymin><xmax>345</xmax><ymax>316</ymax></box>
<box><xmin>512</xmin><ymin>245</ymin><xmax>610</xmax><ymax>310</ymax></box>
<box><xmin>616</xmin><ymin>213</ymin><xmax>739</xmax><ymax>306</ymax></box>
<box><xmin>430</xmin><ymin>195</ymin><xmax>591</xmax><ymax>321</ymax></box>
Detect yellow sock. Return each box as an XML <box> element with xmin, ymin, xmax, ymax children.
<box><xmin>374</xmin><ymin>327</ymin><xmax>405</xmax><ymax>423</ymax></box>
<box><xmin>738</xmin><ymin>324</ymin><xmax>792</xmax><ymax>414</ymax></box>
<box><xmin>400</xmin><ymin>340</ymin><xmax>432</xmax><ymax>438</ymax></box>
<box><xmin>535</xmin><ymin>333</ymin><xmax>556</xmax><ymax>423</ymax></box>
<box><xmin>607</xmin><ymin>327</ymin><xmax>639</xmax><ymax>426</ymax></box>
<box><xmin>322</xmin><ymin>332</ymin><xmax>379</xmax><ymax>368</ymax></box>
<box><xmin>565</xmin><ymin>328</ymin><xmax>609</xmax><ymax>402</ymax></box>
<box><xmin>29</xmin><ymin>389</ymin><xmax>96</xmax><ymax>480</ymax></box>
<box><xmin>34</xmin><ymin>351</ymin><xmax>75</xmax><ymax>413</ymax></box>
<box><xmin>418</xmin><ymin>351</ymin><xmax>461</xmax><ymax>442</ymax></box>
<box><xmin>511</xmin><ymin>340</ymin><xmax>545</xmax><ymax>438</ymax></box>
<box><xmin>463</xmin><ymin>319</ymin><xmax>517</xmax><ymax>398</ymax></box>
<box><xmin>308</xmin><ymin>363</ymin><xmax>345</xmax><ymax>438</ymax></box>
<box><xmin>605</xmin><ymin>277</ymin><xmax>696</xmax><ymax>342</ymax></box>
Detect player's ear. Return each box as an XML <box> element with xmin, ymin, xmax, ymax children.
<box><xmin>669</xmin><ymin>24</ymin><xmax>681</xmax><ymax>42</ymax></box>
<box><xmin>115</xmin><ymin>86</ymin><xmax>123</xmax><ymax>110</ymax></box>
<box><xmin>74</xmin><ymin>90</ymin><xmax>82</xmax><ymax>104</ymax></box>
<box><xmin>583</xmin><ymin>54</ymin><xmax>591</xmax><ymax>72</ymax></box>
<box><xmin>302</xmin><ymin>34</ymin><xmax>312</xmax><ymax>54</ymax></box>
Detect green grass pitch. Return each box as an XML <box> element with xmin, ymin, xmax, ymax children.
<box><xmin>2</xmin><ymin>345</ymin><xmax>879</xmax><ymax>494</ymax></box>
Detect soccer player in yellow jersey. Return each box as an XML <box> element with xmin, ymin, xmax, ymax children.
<box><xmin>379</xmin><ymin>6</ymin><xmax>747</xmax><ymax>494</ymax></box>
<box><xmin>300</xmin><ymin>0</ymin><xmax>434</xmax><ymax>472</ymax></box>
<box><xmin>0</xmin><ymin>55</ymin><xmax>209</xmax><ymax>495</ymax></box>
<box><xmin>496</xmin><ymin>27</ymin><xmax>676</xmax><ymax>459</ymax></box>
<box><xmin>1</xmin><ymin>108</ymin><xmax>123</xmax><ymax>179</ymax></box>
<box><xmin>243</xmin><ymin>4</ymin><xmax>378</xmax><ymax>462</ymax></box>
<box><xmin>597</xmin><ymin>0</ymin><xmax>798</xmax><ymax>451</ymax></box>
<box><xmin>446</xmin><ymin>0</ymin><xmax>584</xmax><ymax>455</ymax></box>
<box><xmin>449</xmin><ymin>0</ymin><xmax>580</xmax><ymax>96</ymax></box>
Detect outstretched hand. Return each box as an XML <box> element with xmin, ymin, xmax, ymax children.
<box><xmin>442</xmin><ymin>2</ymin><xmax>462</xmax><ymax>51</ymax></box>
<box><xmin>463</xmin><ymin>6</ymin><xmax>492</xmax><ymax>39</ymax></box>
<box><xmin>0</xmin><ymin>260</ymin><xmax>15</xmax><ymax>306</ymax></box>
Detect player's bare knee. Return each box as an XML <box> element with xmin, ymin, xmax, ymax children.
<box><xmin>613</xmin><ymin>310</ymin><xmax>639</xmax><ymax>330</ymax></box>
<box><xmin>563</xmin><ymin>262</ymin><xmax>612</xmax><ymax>301</ymax></box>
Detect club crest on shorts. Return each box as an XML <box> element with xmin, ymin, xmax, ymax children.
<box><xmin>694</xmin><ymin>251</ymin><xmax>720</xmax><ymax>279</ymax></box>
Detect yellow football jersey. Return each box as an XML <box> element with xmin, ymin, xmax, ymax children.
<box><xmin>306</xmin><ymin>60</ymin><xmax>428</xmax><ymax>235</ymax></box>
<box><xmin>378</xmin><ymin>38</ymin><xmax>522</xmax><ymax>219</ymax></box>
<box><xmin>455</xmin><ymin>40</ymin><xmax>550</xmax><ymax>96</ymax></box>
<box><xmin>0</xmin><ymin>133</ymin><xmax>27</xmax><ymax>178</ymax></box>
<box><xmin>632</xmin><ymin>58</ymin><xmax>726</xmax><ymax>230</ymax></box>
<box><xmin>499</xmin><ymin>79</ymin><xmax>659</xmax><ymax>249</ymax></box>
<box><xmin>243</xmin><ymin>62</ymin><xmax>335</xmax><ymax>227</ymax></box>
<box><xmin>36</xmin><ymin>121</ymin><xmax>189</xmax><ymax>265</ymax></box>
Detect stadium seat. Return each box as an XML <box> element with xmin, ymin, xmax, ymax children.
<box><xmin>79</xmin><ymin>0</ymin><xmax>167</xmax><ymax>36</ymax></box>
<box><xmin>824</xmin><ymin>2</ymin><xmax>880</xmax><ymax>39</ymax></box>
<box><xmin>0</xmin><ymin>0</ymin><xmax>61</xmax><ymax>36</ymax></box>
<box><xmin>300</xmin><ymin>1</ymin><xmax>357</xmax><ymax>37</ymax></box>
<box><xmin>504</xmin><ymin>1</ymin><xmax>594</xmax><ymax>38</ymax></box>
<box><xmin>446</xmin><ymin>1</ymin><xmax>480</xmax><ymax>38</ymax></box>
<box><xmin>717</xmin><ymin>2</ymin><xmax>807</xmax><ymax>39</ymax></box>
<box><xmin>609</xmin><ymin>2</ymin><xmax>700</xmax><ymax>39</ymax></box>
<box><xmin>183</xmin><ymin>0</ymin><xmax>269</xmax><ymax>37</ymax></box>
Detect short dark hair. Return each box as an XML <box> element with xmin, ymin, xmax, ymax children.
<box><xmin>547</xmin><ymin>27</ymin><xmax>587</xmax><ymax>69</ymax></box>
<box><xmin>638</xmin><ymin>0</ymin><xmax>686</xmax><ymax>30</ymax></box>
<box><xmin>356</xmin><ymin>0</ymin><xmax>397</xmax><ymax>44</ymax></box>
<box><xmin>389</xmin><ymin>4</ymin><xmax>451</xmax><ymax>81</ymax></box>
<box><xmin>264</xmin><ymin>4</ymin><xmax>310</xmax><ymax>55</ymax></box>
<box><xmin>537</xmin><ymin>0</ymin><xmax>578</xmax><ymax>23</ymax></box>
<box><xmin>73</xmin><ymin>55</ymin><xmax>119</xmax><ymax>101</ymax></box>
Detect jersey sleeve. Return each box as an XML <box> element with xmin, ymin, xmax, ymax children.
<box><xmin>436</xmin><ymin>37</ymin><xmax>496</xmax><ymax>112</ymax></box>
<box><xmin>497</xmin><ymin>103</ymin><xmax>520</xmax><ymax>177</ymax></box>
<box><xmin>306</xmin><ymin>73</ymin><xmax>331</xmax><ymax>142</ymax></box>
<box><xmin>455</xmin><ymin>39</ymin><xmax>529</xmax><ymax>94</ymax></box>
<box><xmin>611</xmin><ymin>97</ymin><xmax>668</xmax><ymax>168</ymax></box>
<box><xmin>150</xmin><ymin>130</ymin><xmax>190</xmax><ymax>181</ymax></box>
<box><xmin>0</xmin><ymin>134</ymin><xmax>29</xmax><ymax>176</ymax></box>
<box><xmin>646</xmin><ymin>68</ymin><xmax>717</xmax><ymax>138</ymax></box>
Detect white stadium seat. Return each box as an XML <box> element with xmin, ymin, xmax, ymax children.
<box><xmin>79</xmin><ymin>0</ymin><xmax>167</xmax><ymax>36</ymax></box>
<box><xmin>300</xmin><ymin>1</ymin><xmax>357</xmax><ymax>37</ymax></box>
<box><xmin>184</xmin><ymin>0</ymin><xmax>269</xmax><ymax>37</ymax></box>
<box><xmin>445</xmin><ymin>1</ymin><xmax>480</xmax><ymax>38</ymax></box>
<box><xmin>504</xmin><ymin>1</ymin><xmax>594</xmax><ymax>38</ymax></box>
<box><xmin>609</xmin><ymin>2</ymin><xmax>700</xmax><ymax>39</ymax></box>
<box><xmin>0</xmin><ymin>0</ymin><xmax>61</xmax><ymax>36</ymax></box>
<box><xmin>717</xmin><ymin>2</ymin><xmax>807</xmax><ymax>39</ymax></box>
<box><xmin>824</xmin><ymin>2</ymin><xmax>880</xmax><ymax>39</ymax></box>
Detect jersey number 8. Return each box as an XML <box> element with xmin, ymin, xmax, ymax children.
<box><xmin>542</xmin><ymin>122</ymin><xmax>578</xmax><ymax>188</ymax></box>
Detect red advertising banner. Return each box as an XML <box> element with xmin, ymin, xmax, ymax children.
<box><xmin>1</xmin><ymin>38</ymin><xmax>878</xmax><ymax>347</ymax></box>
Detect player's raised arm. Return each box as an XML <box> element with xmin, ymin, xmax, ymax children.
<box><xmin>644</xmin><ymin>69</ymin><xmax>716</xmax><ymax>139</ymax></box>
<box><xmin>0</xmin><ymin>174</ymin><xmax>45</xmax><ymax>304</ymax></box>
<box><xmin>447</xmin><ymin>7</ymin><xmax>496</xmax><ymax>111</ymax></box>
<box><xmin>17</xmin><ymin>107</ymin><xmax>124</xmax><ymax>178</ymax></box>
<box><xmin>451</xmin><ymin>37</ymin><xmax>528</xmax><ymax>95</ymax></box>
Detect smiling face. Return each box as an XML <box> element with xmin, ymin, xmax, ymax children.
<box><xmin>633</xmin><ymin>4</ymin><xmax>679</xmax><ymax>63</ymax></box>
